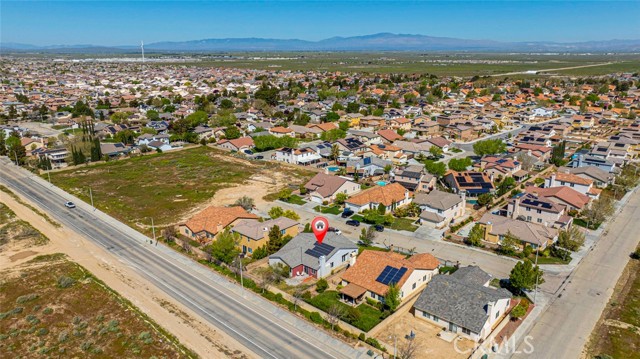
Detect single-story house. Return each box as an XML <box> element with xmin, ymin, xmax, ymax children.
<box><xmin>268</xmin><ymin>233</ymin><xmax>358</xmax><ymax>279</ymax></box>
<box><xmin>304</xmin><ymin>172</ymin><xmax>361</xmax><ymax>204</ymax></box>
<box><xmin>232</xmin><ymin>217</ymin><xmax>299</xmax><ymax>256</ymax></box>
<box><xmin>179</xmin><ymin>206</ymin><xmax>258</xmax><ymax>242</ymax></box>
<box><xmin>413</xmin><ymin>266</ymin><xmax>512</xmax><ymax>342</ymax></box>
<box><xmin>345</xmin><ymin>182</ymin><xmax>411</xmax><ymax>214</ymax></box>
<box><xmin>477</xmin><ymin>213</ymin><xmax>559</xmax><ymax>250</ymax></box>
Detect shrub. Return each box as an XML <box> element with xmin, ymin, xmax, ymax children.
<box><xmin>58</xmin><ymin>276</ymin><xmax>76</xmax><ymax>288</ymax></box>
<box><xmin>16</xmin><ymin>293</ymin><xmax>39</xmax><ymax>304</ymax></box>
<box><xmin>37</xmin><ymin>328</ymin><xmax>49</xmax><ymax>336</ymax></box>
<box><xmin>309</xmin><ymin>312</ymin><xmax>324</xmax><ymax>324</ymax></box>
<box><xmin>358</xmin><ymin>333</ymin><xmax>366</xmax><ymax>341</ymax></box>
<box><xmin>58</xmin><ymin>331</ymin><xmax>69</xmax><ymax>343</ymax></box>
<box><xmin>42</xmin><ymin>308</ymin><xmax>53</xmax><ymax>315</ymax></box>
<box><xmin>316</xmin><ymin>278</ymin><xmax>328</xmax><ymax>293</ymax></box>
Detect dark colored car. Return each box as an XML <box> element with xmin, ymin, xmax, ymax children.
<box><xmin>346</xmin><ymin>219</ymin><xmax>360</xmax><ymax>227</ymax></box>
<box><xmin>374</xmin><ymin>224</ymin><xmax>384</xmax><ymax>232</ymax></box>
<box><xmin>254</xmin><ymin>155</ymin><xmax>264</xmax><ymax>160</ymax></box>
<box><xmin>341</xmin><ymin>208</ymin><xmax>354</xmax><ymax>218</ymax></box>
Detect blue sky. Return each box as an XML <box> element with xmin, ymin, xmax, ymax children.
<box><xmin>2</xmin><ymin>1</ymin><xmax>639</xmax><ymax>46</ymax></box>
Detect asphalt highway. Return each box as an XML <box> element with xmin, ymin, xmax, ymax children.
<box><xmin>0</xmin><ymin>158</ymin><xmax>364</xmax><ymax>359</ymax></box>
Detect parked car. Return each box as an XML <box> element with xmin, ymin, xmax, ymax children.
<box><xmin>243</xmin><ymin>149</ymin><xmax>253</xmax><ymax>155</ymax></box>
<box><xmin>374</xmin><ymin>224</ymin><xmax>384</xmax><ymax>232</ymax></box>
<box><xmin>254</xmin><ymin>155</ymin><xmax>264</xmax><ymax>160</ymax></box>
<box><xmin>328</xmin><ymin>227</ymin><xmax>342</xmax><ymax>235</ymax></box>
<box><xmin>346</xmin><ymin>219</ymin><xmax>360</xmax><ymax>227</ymax></box>
<box><xmin>64</xmin><ymin>201</ymin><xmax>76</xmax><ymax>208</ymax></box>
<box><xmin>341</xmin><ymin>208</ymin><xmax>354</xmax><ymax>218</ymax></box>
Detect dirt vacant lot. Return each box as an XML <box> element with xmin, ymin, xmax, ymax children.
<box><xmin>586</xmin><ymin>255</ymin><xmax>640</xmax><ymax>359</ymax></box>
<box><xmin>48</xmin><ymin>146</ymin><xmax>315</xmax><ymax>233</ymax></box>
<box><xmin>0</xmin><ymin>254</ymin><xmax>196</xmax><ymax>358</ymax></box>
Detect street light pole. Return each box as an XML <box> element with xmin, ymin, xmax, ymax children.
<box><xmin>151</xmin><ymin>217</ymin><xmax>157</xmax><ymax>245</ymax></box>
<box><xmin>89</xmin><ymin>187</ymin><xmax>94</xmax><ymax>211</ymax></box>
<box><xmin>238</xmin><ymin>253</ymin><xmax>244</xmax><ymax>290</ymax></box>
<box><xmin>47</xmin><ymin>170</ymin><xmax>51</xmax><ymax>185</ymax></box>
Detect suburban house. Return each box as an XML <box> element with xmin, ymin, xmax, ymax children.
<box><xmin>477</xmin><ymin>213</ymin><xmax>559</xmax><ymax>250</ymax></box>
<box><xmin>344</xmin><ymin>182</ymin><xmax>411</xmax><ymax>214</ymax></box>
<box><xmin>268</xmin><ymin>233</ymin><xmax>358</xmax><ymax>279</ymax></box>
<box><xmin>232</xmin><ymin>217</ymin><xmax>299</xmax><ymax>256</ymax></box>
<box><xmin>179</xmin><ymin>206</ymin><xmax>258</xmax><ymax>242</ymax></box>
<box><xmin>217</xmin><ymin>137</ymin><xmax>255</xmax><ymax>152</ymax></box>
<box><xmin>413</xmin><ymin>266</ymin><xmax>512</xmax><ymax>342</ymax></box>
<box><xmin>507</xmin><ymin>193</ymin><xmax>572</xmax><ymax>228</ymax></box>
<box><xmin>377</xmin><ymin>129</ymin><xmax>403</xmax><ymax>143</ymax></box>
<box><xmin>339</xmin><ymin>250</ymin><xmax>439</xmax><ymax>305</ymax></box>
<box><xmin>275</xmin><ymin>147</ymin><xmax>322</xmax><ymax>166</ymax></box>
<box><xmin>477</xmin><ymin>156</ymin><xmax>522</xmax><ymax>178</ymax></box>
<box><xmin>99</xmin><ymin>142</ymin><xmax>132</xmax><ymax>158</ymax></box>
<box><xmin>415</xmin><ymin>190</ymin><xmax>466</xmax><ymax>228</ymax></box>
<box><xmin>557</xmin><ymin>166</ymin><xmax>614</xmax><ymax>188</ymax></box>
<box><xmin>444</xmin><ymin>171</ymin><xmax>495</xmax><ymax>198</ymax></box>
<box><xmin>269</xmin><ymin>126</ymin><xmax>295</xmax><ymax>137</ymax></box>
<box><xmin>346</xmin><ymin>156</ymin><xmax>393</xmax><ymax>178</ymax></box>
<box><xmin>423</xmin><ymin>137</ymin><xmax>452</xmax><ymax>152</ymax></box>
<box><xmin>391</xmin><ymin>165</ymin><xmax>436</xmax><ymax>192</ymax></box>
<box><xmin>525</xmin><ymin>185</ymin><xmax>591</xmax><ymax>211</ymax></box>
<box><xmin>304</xmin><ymin>173</ymin><xmax>361</xmax><ymax>204</ymax></box>
<box><xmin>544</xmin><ymin>172</ymin><xmax>601</xmax><ymax>198</ymax></box>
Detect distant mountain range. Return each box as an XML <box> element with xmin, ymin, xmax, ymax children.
<box><xmin>3</xmin><ymin>33</ymin><xmax>640</xmax><ymax>53</ymax></box>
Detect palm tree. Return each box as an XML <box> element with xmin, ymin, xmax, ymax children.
<box><xmin>331</xmin><ymin>144</ymin><xmax>340</xmax><ymax>165</ymax></box>
<box><xmin>383</xmin><ymin>164</ymin><xmax>393</xmax><ymax>180</ymax></box>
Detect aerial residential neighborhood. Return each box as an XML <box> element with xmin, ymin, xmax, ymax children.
<box><xmin>0</xmin><ymin>2</ymin><xmax>639</xmax><ymax>359</ymax></box>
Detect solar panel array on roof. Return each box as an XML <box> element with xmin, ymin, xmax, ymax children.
<box><xmin>305</xmin><ymin>243</ymin><xmax>335</xmax><ymax>258</ymax></box>
<box><xmin>481</xmin><ymin>183</ymin><xmax>493</xmax><ymax>189</ymax></box>
<box><xmin>522</xmin><ymin>198</ymin><xmax>553</xmax><ymax>209</ymax></box>
<box><xmin>375</xmin><ymin>266</ymin><xmax>408</xmax><ymax>285</ymax></box>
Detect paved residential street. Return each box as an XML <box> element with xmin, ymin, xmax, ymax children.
<box><xmin>511</xmin><ymin>187</ymin><xmax>640</xmax><ymax>359</ymax></box>
<box><xmin>0</xmin><ymin>158</ymin><xmax>365</xmax><ymax>359</ymax></box>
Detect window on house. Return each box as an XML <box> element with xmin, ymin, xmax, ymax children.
<box><xmin>248</xmin><ymin>247</ymin><xmax>253</xmax><ymax>253</ymax></box>
<box><xmin>537</xmin><ymin>218</ymin><xmax>543</xmax><ymax>223</ymax></box>
<box><xmin>537</xmin><ymin>209</ymin><xmax>542</xmax><ymax>214</ymax></box>
<box><xmin>527</xmin><ymin>216</ymin><xmax>532</xmax><ymax>221</ymax></box>
<box><xmin>526</xmin><ymin>207</ymin><xmax>531</xmax><ymax>212</ymax></box>
<box><xmin>423</xmin><ymin>275</ymin><xmax>426</xmax><ymax>281</ymax></box>
<box><xmin>412</xmin><ymin>283</ymin><xmax>416</xmax><ymax>289</ymax></box>
<box><xmin>495</xmin><ymin>311</ymin><xmax>500</xmax><ymax>319</ymax></box>
<box><xmin>462</xmin><ymin>328</ymin><xmax>471</xmax><ymax>335</ymax></box>
<box><xmin>433</xmin><ymin>316</ymin><xmax>439</xmax><ymax>323</ymax></box>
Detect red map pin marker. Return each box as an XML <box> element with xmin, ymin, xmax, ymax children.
<box><xmin>311</xmin><ymin>216</ymin><xmax>329</xmax><ymax>244</ymax></box>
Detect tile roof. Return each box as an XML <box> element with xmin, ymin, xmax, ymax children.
<box><xmin>548</xmin><ymin>172</ymin><xmax>593</xmax><ymax>186</ymax></box>
<box><xmin>346</xmin><ymin>182</ymin><xmax>407</xmax><ymax>207</ymax></box>
<box><xmin>232</xmin><ymin>217</ymin><xmax>298</xmax><ymax>240</ymax></box>
<box><xmin>184</xmin><ymin>206</ymin><xmax>258</xmax><ymax>235</ymax></box>
<box><xmin>342</xmin><ymin>250</ymin><xmax>439</xmax><ymax>296</ymax></box>
<box><xmin>304</xmin><ymin>173</ymin><xmax>352</xmax><ymax>198</ymax></box>
<box><xmin>414</xmin><ymin>190</ymin><xmax>463</xmax><ymax>210</ymax></box>
<box><xmin>478</xmin><ymin>213</ymin><xmax>557</xmax><ymax>246</ymax></box>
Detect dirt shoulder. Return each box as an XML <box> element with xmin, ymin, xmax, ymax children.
<box><xmin>583</xmin><ymin>256</ymin><xmax>640</xmax><ymax>359</ymax></box>
<box><xmin>0</xmin><ymin>191</ymin><xmax>257</xmax><ymax>359</ymax></box>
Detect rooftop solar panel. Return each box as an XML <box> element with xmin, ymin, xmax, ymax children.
<box><xmin>305</xmin><ymin>243</ymin><xmax>335</xmax><ymax>258</ymax></box>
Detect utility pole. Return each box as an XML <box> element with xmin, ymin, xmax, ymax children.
<box><xmin>89</xmin><ymin>187</ymin><xmax>94</xmax><ymax>211</ymax></box>
<box><xmin>47</xmin><ymin>170</ymin><xmax>51</xmax><ymax>185</ymax></box>
<box><xmin>238</xmin><ymin>253</ymin><xmax>244</xmax><ymax>290</ymax></box>
<box><xmin>151</xmin><ymin>217</ymin><xmax>157</xmax><ymax>245</ymax></box>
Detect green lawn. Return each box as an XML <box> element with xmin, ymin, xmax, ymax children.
<box><xmin>530</xmin><ymin>256</ymin><xmax>571</xmax><ymax>265</ymax></box>
<box><xmin>284</xmin><ymin>195</ymin><xmax>306</xmax><ymax>206</ymax></box>
<box><xmin>573</xmin><ymin>218</ymin><xmax>602</xmax><ymax>230</ymax></box>
<box><xmin>351</xmin><ymin>214</ymin><xmax>365</xmax><ymax>222</ymax></box>
<box><xmin>313</xmin><ymin>205</ymin><xmax>342</xmax><ymax>215</ymax></box>
<box><xmin>48</xmin><ymin>146</ymin><xmax>313</xmax><ymax>232</ymax></box>
<box><xmin>306</xmin><ymin>291</ymin><xmax>384</xmax><ymax>332</ymax></box>
<box><xmin>388</xmin><ymin>218</ymin><xmax>419</xmax><ymax>232</ymax></box>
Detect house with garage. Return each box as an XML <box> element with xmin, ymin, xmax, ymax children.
<box><xmin>524</xmin><ymin>185</ymin><xmax>591</xmax><ymax>212</ymax></box>
<box><xmin>544</xmin><ymin>171</ymin><xmax>601</xmax><ymax>199</ymax></box>
<box><xmin>344</xmin><ymin>182</ymin><xmax>411</xmax><ymax>214</ymax></box>
<box><xmin>339</xmin><ymin>250</ymin><xmax>439</xmax><ymax>305</ymax></box>
<box><xmin>507</xmin><ymin>193</ymin><xmax>572</xmax><ymax>228</ymax></box>
<box><xmin>275</xmin><ymin>147</ymin><xmax>322</xmax><ymax>166</ymax></box>
<box><xmin>413</xmin><ymin>266</ymin><xmax>512</xmax><ymax>342</ymax></box>
<box><xmin>216</xmin><ymin>137</ymin><xmax>255</xmax><ymax>152</ymax></box>
<box><xmin>443</xmin><ymin>170</ymin><xmax>495</xmax><ymax>198</ymax></box>
<box><xmin>304</xmin><ymin>172</ymin><xmax>361</xmax><ymax>204</ymax></box>
<box><xmin>391</xmin><ymin>165</ymin><xmax>436</xmax><ymax>192</ymax></box>
<box><xmin>415</xmin><ymin>190</ymin><xmax>466</xmax><ymax>228</ymax></box>
<box><xmin>477</xmin><ymin>156</ymin><xmax>522</xmax><ymax>178</ymax></box>
<box><xmin>232</xmin><ymin>217</ymin><xmax>299</xmax><ymax>256</ymax></box>
<box><xmin>477</xmin><ymin>213</ymin><xmax>559</xmax><ymax>250</ymax></box>
<box><xmin>179</xmin><ymin>206</ymin><xmax>258</xmax><ymax>243</ymax></box>
<box><xmin>557</xmin><ymin>166</ymin><xmax>614</xmax><ymax>188</ymax></box>
<box><xmin>268</xmin><ymin>233</ymin><xmax>358</xmax><ymax>279</ymax></box>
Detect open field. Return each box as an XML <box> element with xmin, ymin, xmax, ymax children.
<box><xmin>0</xmin><ymin>202</ymin><xmax>48</xmax><ymax>251</ymax></box>
<box><xmin>586</xmin><ymin>254</ymin><xmax>640</xmax><ymax>359</ymax></box>
<box><xmin>47</xmin><ymin>146</ymin><xmax>315</xmax><ymax>232</ymax></box>
<box><xmin>0</xmin><ymin>254</ymin><xmax>195</xmax><ymax>358</ymax></box>
<box><xmin>150</xmin><ymin>52</ymin><xmax>640</xmax><ymax>76</ymax></box>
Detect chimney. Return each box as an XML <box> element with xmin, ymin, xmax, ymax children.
<box><xmin>512</xmin><ymin>196</ymin><xmax>521</xmax><ymax>219</ymax></box>
<box><xmin>389</xmin><ymin>244</ymin><xmax>395</xmax><ymax>253</ymax></box>
<box><xmin>485</xmin><ymin>221</ymin><xmax>492</xmax><ymax>240</ymax></box>
<box><xmin>349</xmin><ymin>251</ymin><xmax>357</xmax><ymax>266</ymax></box>
<box><xmin>549</xmin><ymin>173</ymin><xmax>556</xmax><ymax>187</ymax></box>
<box><xmin>487</xmin><ymin>302</ymin><xmax>494</xmax><ymax>316</ymax></box>
<box><xmin>318</xmin><ymin>255</ymin><xmax>327</xmax><ymax>277</ymax></box>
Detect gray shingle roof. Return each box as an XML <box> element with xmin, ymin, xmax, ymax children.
<box><xmin>414</xmin><ymin>266</ymin><xmax>511</xmax><ymax>333</ymax></box>
<box><xmin>269</xmin><ymin>233</ymin><xmax>357</xmax><ymax>270</ymax></box>
<box><xmin>414</xmin><ymin>190</ymin><xmax>463</xmax><ymax>210</ymax></box>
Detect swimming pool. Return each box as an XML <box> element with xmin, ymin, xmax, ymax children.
<box><xmin>376</xmin><ymin>181</ymin><xmax>388</xmax><ymax>186</ymax></box>
<box><xmin>327</xmin><ymin>166</ymin><xmax>339</xmax><ymax>172</ymax></box>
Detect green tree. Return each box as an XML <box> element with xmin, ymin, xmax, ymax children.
<box><xmin>500</xmin><ymin>231</ymin><xmax>520</xmax><ymax>256</ymax></box>
<box><xmin>6</xmin><ymin>135</ymin><xmax>26</xmax><ymax>164</ymax></box>
<box><xmin>224</xmin><ymin>126</ymin><xmax>242</xmax><ymax>140</ymax></box>
<box><xmin>324</xmin><ymin>112</ymin><xmax>340</xmax><ymax>122</ymax></box>
<box><xmin>476</xmin><ymin>193</ymin><xmax>493</xmax><ymax>207</ymax></box>
<box><xmin>346</xmin><ymin>102</ymin><xmax>360</xmax><ymax>113</ymax></box>
<box><xmin>509</xmin><ymin>260</ymin><xmax>545</xmax><ymax>293</ymax></box>
<box><xmin>359</xmin><ymin>227</ymin><xmax>376</xmax><ymax>246</ymax></box>
<box><xmin>510</xmin><ymin>304</ymin><xmax>527</xmax><ymax>319</ymax></box>
<box><xmin>448</xmin><ymin>158</ymin><xmax>473</xmax><ymax>171</ymax></box>
<box><xmin>582</xmin><ymin>194</ymin><xmax>615</xmax><ymax>228</ymax></box>
<box><xmin>335</xmin><ymin>193</ymin><xmax>348</xmax><ymax>205</ymax></box>
<box><xmin>234</xmin><ymin>196</ymin><xmax>254</xmax><ymax>211</ymax></box>
<box><xmin>320</xmin><ymin>129</ymin><xmax>347</xmax><ymax>142</ymax></box>
<box><xmin>0</xmin><ymin>131</ymin><xmax>7</xmax><ymax>156</ymax></box>
<box><xmin>330</xmin><ymin>144</ymin><xmax>340</xmax><ymax>165</ymax></box>
<box><xmin>266</xmin><ymin>225</ymin><xmax>284</xmax><ymax>254</ymax></box>
<box><xmin>282</xmin><ymin>210</ymin><xmax>300</xmax><ymax>221</ymax></box>
<box><xmin>384</xmin><ymin>283</ymin><xmax>401</xmax><ymax>312</ymax></box>
<box><xmin>219</xmin><ymin>98</ymin><xmax>235</xmax><ymax>109</ymax></box>
<box><xmin>556</xmin><ymin>226</ymin><xmax>585</xmax><ymax>251</ymax></box>
<box><xmin>316</xmin><ymin>278</ymin><xmax>329</xmax><ymax>293</ymax></box>
<box><xmin>428</xmin><ymin>146</ymin><xmax>443</xmax><ymax>159</ymax></box>
<box><xmin>208</xmin><ymin>229</ymin><xmax>240</xmax><ymax>265</ymax></box>
<box><xmin>268</xmin><ymin>206</ymin><xmax>284</xmax><ymax>219</ymax></box>
<box><xmin>473</xmin><ymin>139</ymin><xmax>507</xmax><ymax>156</ymax></box>
<box><xmin>423</xmin><ymin>160</ymin><xmax>446</xmax><ymax>177</ymax></box>
<box><xmin>377</xmin><ymin>203</ymin><xmax>386</xmax><ymax>215</ymax></box>
<box><xmin>465</xmin><ymin>224</ymin><xmax>485</xmax><ymax>247</ymax></box>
